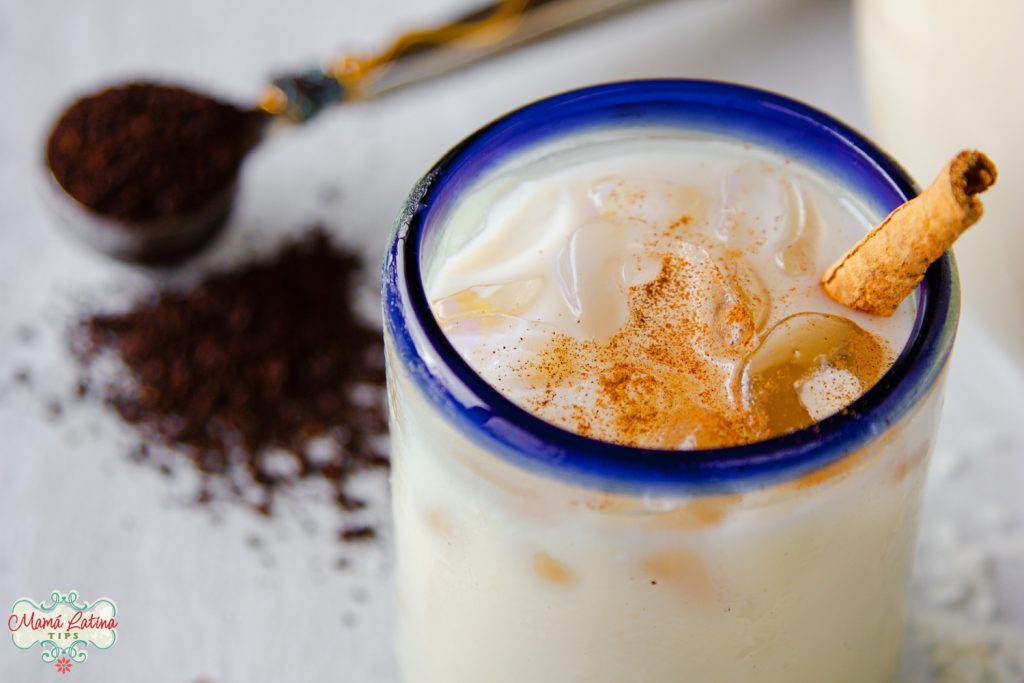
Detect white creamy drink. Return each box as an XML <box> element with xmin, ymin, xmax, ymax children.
<box><xmin>388</xmin><ymin>127</ymin><xmax>936</xmax><ymax>683</ymax></box>
<box><xmin>429</xmin><ymin>134</ymin><xmax>913</xmax><ymax>447</ymax></box>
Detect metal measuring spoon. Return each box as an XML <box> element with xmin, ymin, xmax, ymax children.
<box><xmin>43</xmin><ymin>83</ymin><xmax>267</xmax><ymax>264</ymax></box>
<box><xmin>42</xmin><ymin>0</ymin><xmax>654</xmax><ymax>265</ymax></box>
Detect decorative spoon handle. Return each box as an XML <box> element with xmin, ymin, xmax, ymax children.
<box><xmin>263</xmin><ymin>0</ymin><xmax>653</xmax><ymax>121</ymax></box>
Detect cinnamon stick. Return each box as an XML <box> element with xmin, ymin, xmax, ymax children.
<box><xmin>822</xmin><ymin>150</ymin><xmax>997</xmax><ymax>316</ymax></box>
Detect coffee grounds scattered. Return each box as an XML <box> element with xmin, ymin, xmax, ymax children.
<box><xmin>73</xmin><ymin>230</ymin><xmax>388</xmax><ymax>519</ymax></box>
<box><xmin>339</xmin><ymin>525</ymin><xmax>376</xmax><ymax>542</ymax></box>
<box><xmin>47</xmin><ymin>82</ymin><xmax>262</xmax><ymax>222</ymax></box>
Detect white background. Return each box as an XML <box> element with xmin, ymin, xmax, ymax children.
<box><xmin>0</xmin><ymin>0</ymin><xmax>1021</xmax><ymax>681</ymax></box>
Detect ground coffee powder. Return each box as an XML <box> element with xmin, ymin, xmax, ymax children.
<box><xmin>47</xmin><ymin>82</ymin><xmax>262</xmax><ymax>222</ymax></box>
<box><xmin>74</xmin><ymin>230</ymin><xmax>388</xmax><ymax>519</ymax></box>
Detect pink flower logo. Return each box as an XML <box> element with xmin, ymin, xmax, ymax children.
<box><xmin>54</xmin><ymin>656</ymin><xmax>73</xmax><ymax>674</ymax></box>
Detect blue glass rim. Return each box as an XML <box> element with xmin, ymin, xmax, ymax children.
<box><xmin>383</xmin><ymin>79</ymin><xmax>960</xmax><ymax>495</ymax></box>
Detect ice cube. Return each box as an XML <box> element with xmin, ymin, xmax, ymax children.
<box><xmin>737</xmin><ymin>313</ymin><xmax>888</xmax><ymax>435</ymax></box>
<box><xmin>716</xmin><ymin>162</ymin><xmax>789</xmax><ymax>248</ymax></box>
<box><xmin>796</xmin><ymin>365</ymin><xmax>862</xmax><ymax>423</ymax></box>
<box><xmin>774</xmin><ymin>181</ymin><xmax>821</xmax><ymax>277</ymax></box>
<box><xmin>437</xmin><ymin>181</ymin><xmax>585</xmax><ymax>294</ymax></box>
<box><xmin>555</xmin><ymin>220</ymin><xmax>631</xmax><ymax>342</ymax></box>
<box><xmin>723</xmin><ymin>255</ymin><xmax>771</xmax><ymax>334</ymax></box>
<box><xmin>668</xmin><ymin>242</ymin><xmax>758</xmax><ymax>356</ymax></box>
<box><xmin>432</xmin><ymin>279</ymin><xmax>543</xmax><ymax>324</ymax></box>
<box><xmin>713</xmin><ymin>295</ymin><xmax>756</xmax><ymax>350</ymax></box>
<box><xmin>621</xmin><ymin>251</ymin><xmax>664</xmax><ymax>287</ymax></box>
<box><xmin>588</xmin><ymin>177</ymin><xmax>708</xmax><ymax>230</ymax></box>
<box><xmin>717</xmin><ymin>166</ymin><xmax>822</xmax><ymax>279</ymax></box>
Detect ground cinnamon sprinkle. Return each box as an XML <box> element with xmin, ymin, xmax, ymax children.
<box><xmin>502</xmin><ymin>221</ymin><xmax>903</xmax><ymax>450</ymax></box>
<box><xmin>434</xmin><ymin>158</ymin><xmax>910</xmax><ymax>451</ymax></box>
<box><xmin>518</xmin><ymin>252</ymin><xmax>766</xmax><ymax>449</ymax></box>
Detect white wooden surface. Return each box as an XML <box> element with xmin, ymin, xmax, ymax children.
<box><xmin>0</xmin><ymin>0</ymin><xmax>1021</xmax><ymax>681</ymax></box>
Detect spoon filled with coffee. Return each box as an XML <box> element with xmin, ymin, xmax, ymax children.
<box><xmin>43</xmin><ymin>0</ymin><xmax>651</xmax><ymax>264</ymax></box>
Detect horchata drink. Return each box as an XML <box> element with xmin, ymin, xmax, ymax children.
<box><xmin>383</xmin><ymin>81</ymin><xmax>959</xmax><ymax>683</ymax></box>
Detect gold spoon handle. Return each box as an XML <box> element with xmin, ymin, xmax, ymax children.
<box><xmin>263</xmin><ymin>0</ymin><xmax>655</xmax><ymax>121</ymax></box>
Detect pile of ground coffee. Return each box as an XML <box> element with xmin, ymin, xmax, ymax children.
<box><xmin>73</xmin><ymin>230</ymin><xmax>388</xmax><ymax>518</ymax></box>
<box><xmin>47</xmin><ymin>82</ymin><xmax>262</xmax><ymax>222</ymax></box>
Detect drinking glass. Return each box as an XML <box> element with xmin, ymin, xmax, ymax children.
<box><xmin>383</xmin><ymin>80</ymin><xmax>958</xmax><ymax>683</ymax></box>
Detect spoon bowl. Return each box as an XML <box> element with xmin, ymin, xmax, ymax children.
<box><xmin>41</xmin><ymin>81</ymin><xmax>268</xmax><ymax>265</ymax></box>
<box><xmin>43</xmin><ymin>167</ymin><xmax>239</xmax><ymax>265</ymax></box>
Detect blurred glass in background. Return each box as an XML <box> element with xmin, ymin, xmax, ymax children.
<box><xmin>857</xmin><ymin>0</ymin><xmax>1024</xmax><ymax>363</ymax></box>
